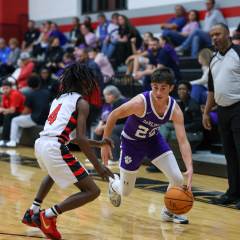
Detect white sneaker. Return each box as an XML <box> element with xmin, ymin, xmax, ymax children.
<box><xmin>109</xmin><ymin>174</ymin><xmax>121</xmax><ymax>207</ymax></box>
<box><xmin>0</xmin><ymin>140</ymin><xmax>5</xmax><ymax>147</ymax></box>
<box><xmin>6</xmin><ymin>141</ymin><xmax>17</xmax><ymax>147</ymax></box>
<box><xmin>160</xmin><ymin>207</ymin><xmax>189</xmax><ymax>224</ymax></box>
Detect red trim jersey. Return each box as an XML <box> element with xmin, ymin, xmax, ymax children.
<box><xmin>40</xmin><ymin>92</ymin><xmax>81</xmax><ymax>144</ymax></box>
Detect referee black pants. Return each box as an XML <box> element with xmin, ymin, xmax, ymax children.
<box><xmin>218</xmin><ymin>102</ymin><xmax>240</xmax><ymax>198</ymax></box>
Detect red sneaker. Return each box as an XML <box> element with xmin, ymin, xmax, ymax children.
<box><xmin>32</xmin><ymin>211</ymin><xmax>62</xmax><ymax>240</ymax></box>
<box><xmin>22</xmin><ymin>209</ymin><xmax>37</xmax><ymax>227</ymax></box>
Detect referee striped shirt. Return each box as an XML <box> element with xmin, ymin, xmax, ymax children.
<box><xmin>208</xmin><ymin>44</ymin><xmax>240</xmax><ymax>107</ymax></box>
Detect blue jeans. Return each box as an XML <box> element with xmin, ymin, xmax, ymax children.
<box><xmin>162</xmin><ymin>29</ymin><xmax>187</xmax><ymax>46</ymax></box>
<box><xmin>102</xmin><ymin>40</ymin><xmax>117</xmax><ymax>59</ymax></box>
<box><xmin>181</xmin><ymin>29</ymin><xmax>211</xmax><ymax>57</ymax></box>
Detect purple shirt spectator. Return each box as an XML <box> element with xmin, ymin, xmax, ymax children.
<box><xmin>85</xmin><ymin>32</ymin><xmax>97</xmax><ymax>48</ymax></box>
<box><xmin>181</xmin><ymin>21</ymin><xmax>199</xmax><ymax>35</ymax></box>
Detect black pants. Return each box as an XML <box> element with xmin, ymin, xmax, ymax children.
<box><xmin>218</xmin><ymin>102</ymin><xmax>240</xmax><ymax>198</ymax></box>
<box><xmin>0</xmin><ymin>113</ymin><xmax>19</xmax><ymax>141</ymax></box>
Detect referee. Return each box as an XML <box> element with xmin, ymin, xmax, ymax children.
<box><xmin>203</xmin><ymin>23</ymin><xmax>240</xmax><ymax>208</ymax></box>
<box><xmin>203</xmin><ymin>24</ymin><xmax>240</xmax><ymax>209</ymax></box>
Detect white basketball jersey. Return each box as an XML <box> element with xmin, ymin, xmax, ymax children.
<box><xmin>40</xmin><ymin>92</ymin><xmax>81</xmax><ymax>143</ymax></box>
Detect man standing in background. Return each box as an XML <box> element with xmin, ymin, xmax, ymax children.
<box><xmin>203</xmin><ymin>23</ymin><xmax>240</xmax><ymax>209</ymax></box>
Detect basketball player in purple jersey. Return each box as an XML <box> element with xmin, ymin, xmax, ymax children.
<box><xmin>21</xmin><ymin>63</ymin><xmax>114</xmax><ymax>239</ymax></box>
<box><xmin>101</xmin><ymin>68</ymin><xmax>193</xmax><ymax>224</ymax></box>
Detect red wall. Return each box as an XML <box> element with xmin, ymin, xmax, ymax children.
<box><xmin>0</xmin><ymin>0</ymin><xmax>28</xmax><ymax>42</ymax></box>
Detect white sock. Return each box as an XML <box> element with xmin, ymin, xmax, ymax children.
<box><xmin>30</xmin><ymin>200</ymin><xmax>41</xmax><ymax>214</ymax></box>
<box><xmin>45</xmin><ymin>206</ymin><xmax>60</xmax><ymax>218</ymax></box>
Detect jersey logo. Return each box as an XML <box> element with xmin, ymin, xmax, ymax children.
<box><xmin>124</xmin><ymin>156</ymin><xmax>132</xmax><ymax>164</ymax></box>
<box><xmin>47</xmin><ymin>104</ymin><xmax>62</xmax><ymax>125</ymax></box>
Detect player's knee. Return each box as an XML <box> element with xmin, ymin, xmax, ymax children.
<box><xmin>92</xmin><ymin>186</ymin><xmax>101</xmax><ymax>199</ymax></box>
<box><xmin>87</xmin><ymin>185</ymin><xmax>101</xmax><ymax>201</ymax></box>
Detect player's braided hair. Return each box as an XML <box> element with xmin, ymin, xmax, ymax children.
<box><xmin>57</xmin><ymin>63</ymin><xmax>97</xmax><ymax>98</ymax></box>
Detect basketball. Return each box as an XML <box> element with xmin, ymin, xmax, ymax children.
<box><xmin>164</xmin><ymin>186</ymin><xmax>194</xmax><ymax>215</ymax></box>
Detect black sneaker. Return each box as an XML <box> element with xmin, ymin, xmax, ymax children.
<box><xmin>22</xmin><ymin>209</ymin><xmax>37</xmax><ymax>227</ymax></box>
<box><xmin>236</xmin><ymin>201</ymin><xmax>240</xmax><ymax>209</ymax></box>
<box><xmin>212</xmin><ymin>194</ymin><xmax>237</xmax><ymax>205</ymax></box>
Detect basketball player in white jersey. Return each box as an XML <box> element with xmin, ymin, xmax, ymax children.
<box><xmin>21</xmin><ymin>63</ymin><xmax>114</xmax><ymax>239</ymax></box>
<box><xmin>101</xmin><ymin>68</ymin><xmax>193</xmax><ymax>224</ymax></box>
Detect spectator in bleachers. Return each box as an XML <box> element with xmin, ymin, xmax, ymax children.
<box><xmin>93</xmin><ymin>85</ymin><xmax>127</xmax><ymax>162</ymax></box>
<box><xmin>7</xmin><ymin>38</ymin><xmax>21</xmax><ymax>68</ymax></box>
<box><xmin>32</xmin><ymin>34</ymin><xmax>49</xmax><ymax>71</ymax></box>
<box><xmin>115</xmin><ymin>14</ymin><xmax>142</xmax><ymax>66</ymax></box>
<box><xmin>45</xmin><ymin>37</ymin><xmax>64</xmax><ymax>73</ymax></box>
<box><xmin>0</xmin><ymin>38</ymin><xmax>20</xmax><ymax>77</ymax></box>
<box><xmin>190</xmin><ymin>48</ymin><xmax>213</xmax><ymax>104</ymax></box>
<box><xmin>96</xmin><ymin>13</ymin><xmax>110</xmax><ymax>48</ymax></box>
<box><xmin>49</xmin><ymin>22</ymin><xmax>68</xmax><ymax>46</ymax></box>
<box><xmin>175</xmin><ymin>0</ymin><xmax>225</xmax><ymax>57</ymax></box>
<box><xmin>0</xmin><ymin>38</ymin><xmax>11</xmax><ymax>66</ymax></box>
<box><xmin>74</xmin><ymin>48</ymin><xmax>103</xmax><ymax>89</ymax></box>
<box><xmin>69</xmin><ymin>17</ymin><xmax>83</xmax><ymax>47</ymax></box>
<box><xmin>83</xmin><ymin>16</ymin><xmax>94</xmax><ymax>32</ymax></box>
<box><xmin>39</xmin><ymin>67</ymin><xmax>54</xmax><ymax>90</ymax></box>
<box><xmin>5</xmin><ymin>75</ymin><xmax>50</xmax><ymax>148</ymax></box>
<box><xmin>16</xmin><ymin>52</ymin><xmax>35</xmax><ymax>93</ymax></box>
<box><xmin>58</xmin><ymin>52</ymin><xmax>75</xmax><ymax>69</ymax></box>
<box><xmin>160</xmin><ymin>5</ymin><xmax>187</xmax><ymax>33</ymax></box>
<box><xmin>80</xmin><ymin>23</ymin><xmax>97</xmax><ymax>48</ymax></box>
<box><xmin>134</xmin><ymin>37</ymin><xmax>180</xmax><ymax>90</ymax></box>
<box><xmin>36</xmin><ymin>21</ymin><xmax>52</xmax><ymax>45</ymax></box>
<box><xmin>0</xmin><ymin>81</ymin><xmax>25</xmax><ymax>146</ymax></box>
<box><xmin>161</xmin><ymin>81</ymin><xmax>203</xmax><ymax>145</ymax></box>
<box><xmin>125</xmin><ymin>32</ymin><xmax>153</xmax><ymax>75</ymax></box>
<box><xmin>232</xmin><ymin>34</ymin><xmax>240</xmax><ymax>45</ymax></box>
<box><xmin>88</xmin><ymin>48</ymin><xmax>114</xmax><ymax>83</ymax></box>
<box><xmin>101</xmin><ymin>13</ymin><xmax>119</xmax><ymax>59</ymax></box>
<box><xmin>162</xmin><ymin>10</ymin><xmax>200</xmax><ymax>47</ymax></box>
<box><xmin>22</xmin><ymin>20</ymin><xmax>40</xmax><ymax>51</ymax></box>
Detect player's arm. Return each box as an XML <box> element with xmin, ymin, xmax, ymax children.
<box><xmin>103</xmin><ymin>95</ymin><xmax>144</xmax><ymax>139</ymax></box>
<box><xmin>75</xmin><ymin>98</ymin><xmax>113</xmax><ymax>179</ymax></box>
<box><xmin>101</xmin><ymin>95</ymin><xmax>144</xmax><ymax>165</ymax></box>
<box><xmin>172</xmin><ymin>103</ymin><xmax>193</xmax><ymax>189</ymax></box>
<box><xmin>71</xmin><ymin>138</ymin><xmax>114</xmax><ymax>148</ymax></box>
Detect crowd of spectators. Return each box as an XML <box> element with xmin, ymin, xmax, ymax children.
<box><xmin>0</xmin><ymin>0</ymin><xmax>239</xmax><ymax>160</ymax></box>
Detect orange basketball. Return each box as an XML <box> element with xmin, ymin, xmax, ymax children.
<box><xmin>164</xmin><ymin>186</ymin><xmax>194</xmax><ymax>215</ymax></box>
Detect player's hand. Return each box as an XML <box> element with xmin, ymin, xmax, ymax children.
<box><xmin>101</xmin><ymin>144</ymin><xmax>113</xmax><ymax>166</ymax></box>
<box><xmin>202</xmin><ymin>113</ymin><xmax>212</xmax><ymax>130</ymax></box>
<box><xmin>183</xmin><ymin>167</ymin><xmax>193</xmax><ymax>190</ymax></box>
<box><xmin>95</xmin><ymin>163</ymin><xmax>114</xmax><ymax>180</ymax></box>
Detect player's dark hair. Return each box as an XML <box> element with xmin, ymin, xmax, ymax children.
<box><xmin>151</xmin><ymin>68</ymin><xmax>175</xmax><ymax>85</ymax></box>
<box><xmin>57</xmin><ymin>63</ymin><xmax>97</xmax><ymax>98</ymax></box>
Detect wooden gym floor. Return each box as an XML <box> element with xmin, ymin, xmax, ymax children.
<box><xmin>0</xmin><ymin>146</ymin><xmax>239</xmax><ymax>240</ymax></box>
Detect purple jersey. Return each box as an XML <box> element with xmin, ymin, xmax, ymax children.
<box><xmin>122</xmin><ymin>91</ymin><xmax>176</xmax><ymax>140</ymax></box>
